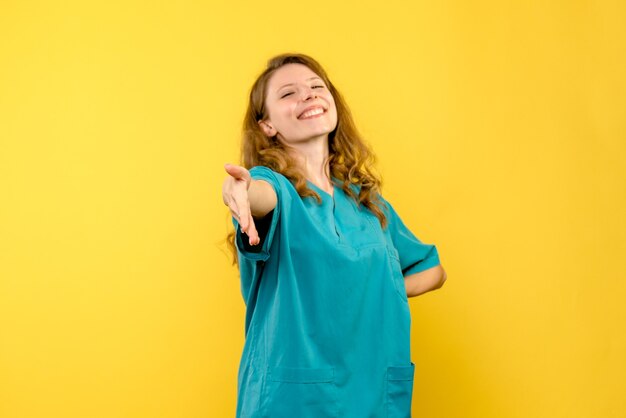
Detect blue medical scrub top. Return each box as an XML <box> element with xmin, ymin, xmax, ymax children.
<box><xmin>233</xmin><ymin>166</ymin><xmax>440</xmax><ymax>418</ymax></box>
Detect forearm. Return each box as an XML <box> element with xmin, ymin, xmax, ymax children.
<box><xmin>404</xmin><ymin>265</ymin><xmax>447</xmax><ymax>298</ymax></box>
<box><xmin>247</xmin><ymin>179</ymin><xmax>278</xmax><ymax>218</ymax></box>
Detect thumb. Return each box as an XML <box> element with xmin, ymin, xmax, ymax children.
<box><xmin>224</xmin><ymin>163</ymin><xmax>250</xmax><ymax>181</ymax></box>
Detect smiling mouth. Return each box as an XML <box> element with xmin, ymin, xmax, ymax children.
<box><xmin>298</xmin><ymin>107</ymin><xmax>326</xmax><ymax>119</ymax></box>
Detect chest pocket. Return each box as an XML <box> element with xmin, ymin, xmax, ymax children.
<box><xmin>332</xmin><ymin>192</ymin><xmax>386</xmax><ymax>249</ymax></box>
<box><xmin>263</xmin><ymin>366</ymin><xmax>338</xmax><ymax>418</ymax></box>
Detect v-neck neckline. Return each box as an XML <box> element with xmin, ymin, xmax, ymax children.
<box><xmin>306</xmin><ymin>180</ymin><xmax>335</xmax><ymax>199</ymax></box>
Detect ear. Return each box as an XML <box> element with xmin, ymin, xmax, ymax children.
<box><xmin>258</xmin><ymin>120</ymin><xmax>276</xmax><ymax>137</ymax></box>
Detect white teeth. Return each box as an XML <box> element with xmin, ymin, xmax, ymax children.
<box><xmin>299</xmin><ymin>107</ymin><xmax>324</xmax><ymax>119</ymax></box>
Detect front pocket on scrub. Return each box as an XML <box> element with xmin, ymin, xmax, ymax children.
<box><xmin>386</xmin><ymin>363</ymin><xmax>415</xmax><ymax>418</ymax></box>
<box><xmin>263</xmin><ymin>366</ymin><xmax>338</xmax><ymax>418</ymax></box>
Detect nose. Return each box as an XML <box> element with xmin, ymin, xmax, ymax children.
<box><xmin>302</xmin><ymin>87</ymin><xmax>318</xmax><ymax>101</ymax></box>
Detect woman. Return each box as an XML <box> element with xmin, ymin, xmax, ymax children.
<box><xmin>223</xmin><ymin>53</ymin><xmax>447</xmax><ymax>418</ymax></box>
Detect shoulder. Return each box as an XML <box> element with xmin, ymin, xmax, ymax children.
<box><xmin>249</xmin><ymin>166</ymin><xmax>298</xmax><ymax>200</ymax></box>
<box><xmin>249</xmin><ymin>166</ymin><xmax>290</xmax><ymax>186</ymax></box>
<box><xmin>375</xmin><ymin>194</ymin><xmax>401</xmax><ymax>222</ymax></box>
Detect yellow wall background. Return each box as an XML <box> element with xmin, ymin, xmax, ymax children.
<box><xmin>1</xmin><ymin>1</ymin><xmax>624</xmax><ymax>417</ymax></box>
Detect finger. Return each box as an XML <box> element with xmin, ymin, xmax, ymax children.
<box><xmin>246</xmin><ymin>211</ymin><xmax>260</xmax><ymax>246</ymax></box>
<box><xmin>226</xmin><ymin>197</ymin><xmax>243</xmax><ymax>226</ymax></box>
<box><xmin>228</xmin><ymin>208</ymin><xmax>240</xmax><ymax>223</ymax></box>
<box><xmin>224</xmin><ymin>163</ymin><xmax>251</xmax><ymax>182</ymax></box>
<box><xmin>233</xmin><ymin>195</ymin><xmax>251</xmax><ymax>232</ymax></box>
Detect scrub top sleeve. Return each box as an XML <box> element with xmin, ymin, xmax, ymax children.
<box><xmin>232</xmin><ymin>166</ymin><xmax>282</xmax><ymax>262</ymax></box>
<box><xmin>384</xmin><ymin>199</ymin><xmax>441</xmax><ymax>276</ymax></box>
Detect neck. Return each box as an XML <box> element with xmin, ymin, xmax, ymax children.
<box><xmin>286</xmin><ymin>135</ymin><xmax>332</xmax><ymax>191</ymax></box>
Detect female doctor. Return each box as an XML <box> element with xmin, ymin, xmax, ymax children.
<box><xmin>222</xmin><ymin>53</ymin><xmax>447</xmax><ymax>418</ymax></box>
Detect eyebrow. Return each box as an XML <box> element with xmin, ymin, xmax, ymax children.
<box><xmin>276</xmin><ymin>77</ymin><xmax>322</xmax><ymax>93</ymax></box>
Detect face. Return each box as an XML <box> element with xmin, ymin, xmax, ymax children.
<box><xmin>259</xmin><ymin>63</ymin><xmax>338</xmax><ymax>145</ymax></box>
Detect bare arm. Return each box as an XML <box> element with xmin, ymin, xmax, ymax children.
<box><xmin>247</xmin><ymin>179</ymin><xmax>277</xmax><ymax>218</ymax></box>
<box><xmin>404</xmin><ymin>265</ymin><xmax>447</xmax><ymax>298</ymax></box>
<box><xmin>223</xmin><ymin>164</ymin><xmax>277</xmax><ymax>246</ymax></box>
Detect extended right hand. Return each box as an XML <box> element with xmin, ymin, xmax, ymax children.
<box><xmin>223</xmin><ymin>164</ymin><xmax>260</xmax><ymax>246</ymax></box>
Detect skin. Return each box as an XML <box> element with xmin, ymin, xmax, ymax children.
<box><xmin>223</xmin><ymin>63</ymin><xmax>446</xmax><ymax>297</ymax></box>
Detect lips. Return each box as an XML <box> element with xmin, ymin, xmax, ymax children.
<box><xmin>297</xmin><ymin>105</ymin><xmax>326</xmax><ymax>119</ymax></box>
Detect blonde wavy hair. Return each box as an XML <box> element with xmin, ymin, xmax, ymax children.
<box><xmin>227</xmin><ymin>53</ymin><xmax>387</xmax><ymax>263</ymax></box>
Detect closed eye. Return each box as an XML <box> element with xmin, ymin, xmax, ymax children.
<box><xmin>280</xmin><ymin>85</ymin><xmax>324</xmax><ymax>99</ymax></box>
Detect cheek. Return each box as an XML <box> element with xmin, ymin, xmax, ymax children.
<box><xmin>278</xmin><ymin>102</ymin><xmax>298</xmax><ymax>119</ymax></box>
<box><xmin>329</xmin><ymin>100</ymin><xmax>339</xmax><ymax>121</ymax></box>
<box><xmin>328</xmin><ymin>96</ymin><xmax>337</xmax><ymax>114</ymax></box>
<box><xmin>268</xmin><ymin>104</ymin><xmax>294</xmax><ymax>125</ymax></box>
